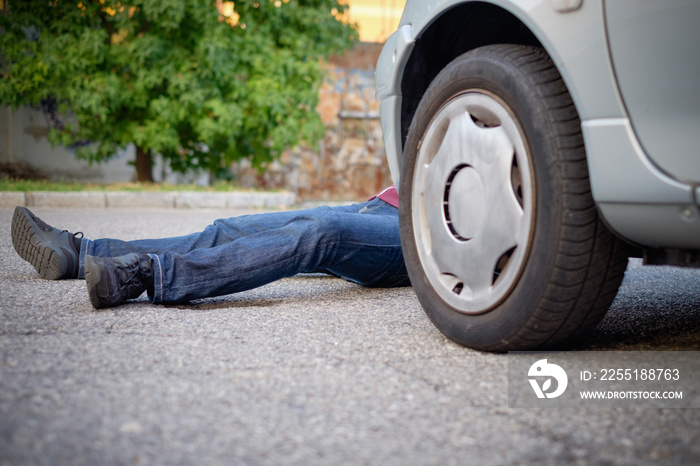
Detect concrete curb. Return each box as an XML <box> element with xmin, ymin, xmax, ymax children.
<box><xmin>0</xmin><ymin>191</ymin><xmax>297</xmax><ymax>209</ymax></box>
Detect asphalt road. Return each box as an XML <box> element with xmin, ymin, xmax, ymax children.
<box><xmin>1</xmin><ymin>207</ymin><xmax>699</xmax><ymax>465</ymax></box>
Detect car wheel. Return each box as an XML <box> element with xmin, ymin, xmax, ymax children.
<box><xmin>400</xmin><ymin>44</ymin><xmax>630</xmax><ymax>351</ymax></box>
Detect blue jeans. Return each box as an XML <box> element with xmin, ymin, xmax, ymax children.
<box><xmin>78</xmin><ymin>198</ymin><xmax>409</xmax><ymax>303</ymax></box>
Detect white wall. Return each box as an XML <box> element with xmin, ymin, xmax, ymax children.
<box><xmin>1</xmin><ymin>105</ymin><xmax>137</xmax><ymax>183</ymax></box>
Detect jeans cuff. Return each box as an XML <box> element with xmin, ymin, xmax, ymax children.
<box><xmin>148</xmin><ymin>253</ymin><xmax>164</xmax><ymax>304</ymax></box>
<box><xmin>77</xmin><ymin>237</ymin><xmax>91</xmax><ymax>279</ymax></box>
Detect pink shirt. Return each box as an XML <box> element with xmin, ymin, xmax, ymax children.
<box><xmin>370</xmin><ymin>185</ymin><xmax>399</xmax><ymax>208</ymax></box>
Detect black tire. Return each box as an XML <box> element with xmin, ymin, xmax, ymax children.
<box><xmin>400</xmin><ymin>44</ymin><xmax>630</xmax><ymax>351</ymax></box>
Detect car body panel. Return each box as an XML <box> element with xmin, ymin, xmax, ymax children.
<box><xmin>605</xmin><ymin>0</ymin><xmax>700</xmax><ymax>185</ymax></box>
<box><xmin>375</xmin><ymin>0</ymin><xmax>700</xmax><ymax>251</ymax></box>
<box><xmin>582</xmin><ymin>119</ymin><xmax>698</xmax><ymax>248</ymax></box>
<box><xmin>376</xmin><ymin>25</ymin><xmax>415</xmax><ymax>184</ymax></box>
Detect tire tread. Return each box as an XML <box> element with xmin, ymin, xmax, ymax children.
<box><xmin>401</xmin><ymin>44</ymin><xmax>631</xmax><ymax>351</ymax></box>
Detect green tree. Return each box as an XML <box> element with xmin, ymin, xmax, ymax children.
<box><xmin>0</xmin><ymin>0</ymin><xmax>357</xmax><ymax>181</ymax></box>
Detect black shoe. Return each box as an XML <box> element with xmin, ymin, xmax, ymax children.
<box><xmin>11</xmin><ymin>206</ymin><xmax>83</xmax><ymax>280</ymax></box>
<box><xmin>84</xmin><ymin>253</ymin><xmax>154</xmax><ymax>309</ymax></box>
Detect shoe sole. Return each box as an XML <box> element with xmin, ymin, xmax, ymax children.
<box><xmin>11</xmin><ymin>207</ymin><xmax>68</xmax><ymax>280</ymax></box>
<box><xmin>84</xmin><ymin>255</ymin><xmax>108</xmax><ymax>309</ymax></box>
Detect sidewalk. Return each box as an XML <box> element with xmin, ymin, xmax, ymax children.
<box><xmin>0</xmin><ymin>190</ymin><xmax>297</xmax><ymax>209</ymax></box>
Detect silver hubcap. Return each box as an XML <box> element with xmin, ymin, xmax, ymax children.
<box><xmin>412</xmin><ymin>91</ymin><xmax>534</xmax><ymax>314</ymax></box>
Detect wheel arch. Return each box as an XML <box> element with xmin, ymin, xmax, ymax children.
<box><xmin>399</xmin><ymin>2</ymin><xmax>543</xmax><ymax>153</ymax></box>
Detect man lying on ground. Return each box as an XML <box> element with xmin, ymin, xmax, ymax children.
<box><xmin>11</xmin><ymin>186</ymin><xmax>409</xmax><ymax>309</ymax></box>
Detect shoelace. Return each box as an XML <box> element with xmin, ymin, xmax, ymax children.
<box><xmin>111</xmin><ymin>259</ymin><xmax>152</xmax><ymax>300</ymax></box>
<box><xmin>118</xmin><ymin>262</ymin><xmax>144</xmax><ymax>286</ymax></box>
<box><xmin>118</xmin><ymin>258</ymin><xmax>152</xmax><ymax>286</ymax></box>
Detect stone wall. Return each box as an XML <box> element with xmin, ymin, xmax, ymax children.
<box><xmin>230</xmin><ymin>42</ymin><xmax>393</xmax><ymax>201</ymax></box>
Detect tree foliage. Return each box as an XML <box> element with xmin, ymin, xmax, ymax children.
<box><xmin>0</xmin><ymin>0</ymin><xmax>358</xmax><ymax>181</ymax></box>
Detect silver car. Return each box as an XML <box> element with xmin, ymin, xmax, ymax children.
<box><xmin>375</xmin><ymin>0</ymin><xmax>700</xmax><ymax>351</ymax></box>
